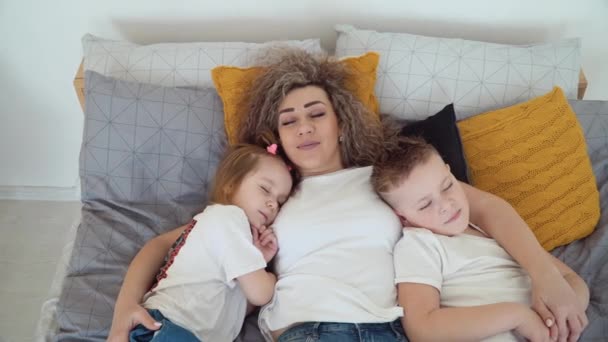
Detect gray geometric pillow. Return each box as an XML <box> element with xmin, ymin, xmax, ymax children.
<box><xmin>82</xmin><ymin>33</ymin><xmax>324</xmax><ymax>89</ymax></box>
<box><xmin>55</xmin><ymin>71</ymin><xmax>226</xmax><ymax>340</ymax></box>
<box><xmin>335</xmin><ymin>25</ymin><xmax>582</xmax><ymax>121</ymax></box>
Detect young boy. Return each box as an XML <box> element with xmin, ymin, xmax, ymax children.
<box><xmin>371</xmin><ymin>137</ymin><xmax>589</xmax><ymax>342</ymax></box>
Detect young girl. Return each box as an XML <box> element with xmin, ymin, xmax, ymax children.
<box><xmin>125</xmin><ymin>143</ymin><xmax>293</xmax><ymax>341</ymax></box>
<box><xmin>371</xmin><ymin>137</ymin><xmax>589</xmax><ymax>342</ymax></box>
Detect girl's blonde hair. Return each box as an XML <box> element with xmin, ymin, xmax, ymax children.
<box><xmin>210</xmin><ymin>142</ymin><xmax>292</xmax><ymax>204</ymax></box>
<box><xmin>238</xmin><ymin>48</ymin><xmax>389</xmax><ymax>170</ymax></box>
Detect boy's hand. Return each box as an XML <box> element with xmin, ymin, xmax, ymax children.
<box><xmin>531</xmin><ymin>272</ymin><xmax>587</xmax><ymax>342</ymax></box>
<box><xmin>252</xmin><ymin>225</ymin><xmax>278</xmax><ymax>263</ymax></box>
<box><xmin>515</xmin><ymin>306</ymin><xmax>552</xmax><ymax>342</ymax></box>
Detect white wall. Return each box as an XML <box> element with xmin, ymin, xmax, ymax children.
<box><xmin>1</xmin><ymin>0</ymin><xmax>607</xmax><ymax>195</ymax></box>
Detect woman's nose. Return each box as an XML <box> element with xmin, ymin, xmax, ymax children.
<box><xmin>297</xmin><ymin>120</ymin><xmax>314</xmax><ymax>136</ymax></box>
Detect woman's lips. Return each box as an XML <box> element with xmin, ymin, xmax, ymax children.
<box><xmin>445</xmin><ymin>209</ymin><xmax>461</xmax><ymax>224</ymax></box>
<box><xmin>297</xmin><ymin>141</ymin><xmax>320</xmax><ymax>150</ymax></box>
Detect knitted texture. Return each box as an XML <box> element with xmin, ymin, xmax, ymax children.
<box><xmin>211</xmin><ymin>52</ymin><xmax>379</xmax><ymax>145</ymax></box>
<box><xmin>457</xmin><ymin>87</ymin><xmax>600</xmax><ymax>251</ymax></box>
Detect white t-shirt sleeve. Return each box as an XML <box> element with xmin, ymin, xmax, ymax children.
<box><xmin>393</xmin><ymin>228</ymin><xmax>443</xmax><ymax>291</ymax></box>
<box><xmin>200</xmin><ymin>205</ymin><xmax>267</xmax><ymax>283</ymax></box>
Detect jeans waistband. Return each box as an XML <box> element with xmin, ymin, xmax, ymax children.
<box><xmin>289</xmin><ymin>320</ymin><xmax>404</xmax><ymax>339</ymax></box>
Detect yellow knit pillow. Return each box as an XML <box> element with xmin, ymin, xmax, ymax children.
<box><xmin>457</xmin><ymin>87</ymin><xmax>600</xmax><ymax>251</ymax></box>
<box><xmin>211</xmin><ymin>52</ymin><xmax>380</xmax><ymax>145</ymax></box>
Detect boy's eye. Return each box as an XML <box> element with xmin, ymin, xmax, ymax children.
<box><xmin>260</xmin><ymin>186</ymin><xmax>270</xmax><ymax>194</ymax></box>
<box><xmin>442</xmin><ymin>182</ymin><xmax>453</xmax><ymax>192</ymax></box>
<box><xmin>419</xmin><ymin>201</ymin><xmax>432</xmax><ymax>211</ymax></box>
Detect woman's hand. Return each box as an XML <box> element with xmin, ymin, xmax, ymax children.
<box><xmin>107</xmin><ymin>301</ymin><xmax>161</xmax><ymax>341</ymax></box>
<box><xmin>531</xmin><ymin>270</ymin><xmax>588</xmax><ymax>342</ymax></box>
<box><xmin>106</xmin><ymin>225</ymin><xmax>187</xmax><ymax>341</ymax></box>
<box><xmin>252</xmin><ymin>225</ymin><xmax>279</xmax><ymax>263</ymax></box>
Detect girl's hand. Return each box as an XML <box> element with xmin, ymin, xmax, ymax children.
<box><xmin>515</xmin><ymin>306</ymin><xmax>552</xmax><ymax>342</ymax></box>
<box><xmin>107</xmin><ymin>301</ymin><xmax>160</xmax><ymax>342</ymax></box>
<box><xmin>531</xmin><ymin>271</ymin><xmax>587</xmax><ymax>342</ymax></box>
<box><xmin>252</xmin><ymin>225</ymin><xmax>279</xmax><ymax>263</ymax></box>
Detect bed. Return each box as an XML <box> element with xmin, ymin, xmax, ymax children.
<box><xmin>39</xmin><ymin>27</ymin><xmax>608</xmax><ymax>341</ymax></box>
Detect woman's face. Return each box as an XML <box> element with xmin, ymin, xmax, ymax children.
<box><xmin>277</xmin><ymin>86</ymin><xmax>344</xmax><ymax>177</ymax></box>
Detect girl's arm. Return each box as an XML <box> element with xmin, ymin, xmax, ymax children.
<box><xmin>238</xmin><ymin>270</ymin><xmax>277</xmax><ymax>306</ymax></box>
<box><xmin>461</xmin><ymin>182</ymin><xmax>586</xmax><ymax>341</ymax></box>
<box><xmin>107</xmin><ymin>225</ymin><xmax>188</xmax><ymax>341</ymax></box>
<box><xmin>398</xmin><ymin>283</ymin><xmax>549</xmax><ymax>342</ymax></box>
<box><xmin>242</xmin><ymin>226</ymin><xmax>279</xmax><ymax>310</ymax></box>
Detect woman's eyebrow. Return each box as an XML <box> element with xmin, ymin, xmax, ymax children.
<box><xmin>304</xmin><ymin>100</ymin><xmax>323</xmax><ymax>108</ymax></box>
<box><xmin>278</xmin><ymin>101</ymin><xmax>325</xmax><ymax>114</ymax></box>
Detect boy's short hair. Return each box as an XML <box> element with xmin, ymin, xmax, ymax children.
<box><xmin>371</xmin><ymin>136</ymin><xmax>440</xmax><ymax>194</ymax></box>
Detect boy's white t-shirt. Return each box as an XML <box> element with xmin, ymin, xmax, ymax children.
<box><xmin>394</xmin><ymin>227</ymin><xmax>532</xmax><ymax>342</ymax></box>
<box><xmin>258</xmin><ymin>166</ymin><xmax>404</xmax><ymax>341</ymax></box>
<box><xmin>143</xmin><ymin>204</ymin><xmax>267</xmax><ymax>342</ymax></box>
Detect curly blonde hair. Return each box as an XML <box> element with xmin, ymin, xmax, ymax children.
<box><xmin>238</xmin><ymin>49</ymin><xmax>389</xmax><ymax>170</ymax></box>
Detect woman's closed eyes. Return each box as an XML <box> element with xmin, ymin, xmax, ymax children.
<box><xmin>280</xmin><ymin>112</ymin><xmax>326</xmax><ymax>126</ymax></box>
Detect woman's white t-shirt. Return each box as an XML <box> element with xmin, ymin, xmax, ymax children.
<box><xmin>258</xmin><ymin>166</ymin><xmax>404</xmax><ymax>341</ymax></box>
<box><xmin>143</xmin><ymin>204</ymin><xmax>267</xmax><ymax>342</ymax></box>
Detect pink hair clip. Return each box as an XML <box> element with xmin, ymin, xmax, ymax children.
<box><xmin>266</xmin><ymin>144</ymin><xmax>278</xmax><ymax>155</ymax></box>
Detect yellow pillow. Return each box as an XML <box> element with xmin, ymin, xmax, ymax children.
<box><xmin>457</xmin><ymin>87</ymin><xmax>600</xmax><ymax>251</ymax></box>
<box><xmin>211</xmin><ymin>52</ymin><xmax>380</xmax><ymax>145</ymax></box>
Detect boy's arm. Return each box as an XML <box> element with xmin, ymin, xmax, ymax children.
<box><xmin>398</xmin><ymin>282</ymin><xmax>534</xmax><ymax>342</ymax></box>
<box><xmin>237</xmin><ymin>270</ymin><xmax>277</xmax><ymax>306</ymax></box>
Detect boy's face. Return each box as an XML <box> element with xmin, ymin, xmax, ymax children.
<box><xmin>382</xmin><ymin>153</ymin><xmax>470</xmax><ymax>236</ymax></box>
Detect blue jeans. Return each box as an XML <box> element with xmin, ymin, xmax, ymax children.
<box><xmin>129</xmin><ymin>309</ymin><xmax>200</xmax><ymax>342</ymax></box>
<box><xmin>277</xmin><ymin>320</ymin><xmax>408</xmax><ymax>342</ymax></box>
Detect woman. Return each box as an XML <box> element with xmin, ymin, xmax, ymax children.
<box><xmin>109</xmin><ymin>50</ymin><xmax>586</xmax><ymax>342</ymax></box>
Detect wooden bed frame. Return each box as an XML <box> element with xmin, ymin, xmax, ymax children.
<box><xmin>72</xmin><ymin>60</ymin><xmax>589</xmax><ymax>111</ymax></box>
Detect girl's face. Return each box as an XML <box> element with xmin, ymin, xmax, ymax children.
<box><xmin>382</xmin><ymin>153</ymin><xmax>470</xmax><ymax>236</ymax></box>
<box><xmin>231</xmin><ymin>155</ymin><xmax>293</xmax><ymax>229</ymax></box>
<box><xmin>277</xmin><ymin>86</ymin><xmax>344</xmax><ymax>177</ymax></box>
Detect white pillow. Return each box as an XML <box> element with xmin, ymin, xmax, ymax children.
<box><xmin>335</xmin><ymin>25</ymin><xmax>581</xmax><ymax>120</ymax></box>
<box><xmin>82</xmin><ymin>34</ymin><xmax>324</xmax><ymax>88</ymax></box>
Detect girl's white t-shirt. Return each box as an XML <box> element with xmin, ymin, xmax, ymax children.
<box><xmin>143</xmin><ymin>204</ymin><xmax>267</xmax><ymax>342</ymax></box>
<box><xmin>258</xmin><ymin>166</ymin><xmax>404</xmax><ymax>341</ymax></box>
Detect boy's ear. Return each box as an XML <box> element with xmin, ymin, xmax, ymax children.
<box><xmin>445</xmin><ymin>163</ymin><xmax>451</xmax><ymax>172</ymax></box>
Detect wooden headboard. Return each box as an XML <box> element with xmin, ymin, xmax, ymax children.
<box><xmin>72</xmin><ymin>60</ymin><xmax>589</xmax><ymax>111</ymax></box>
